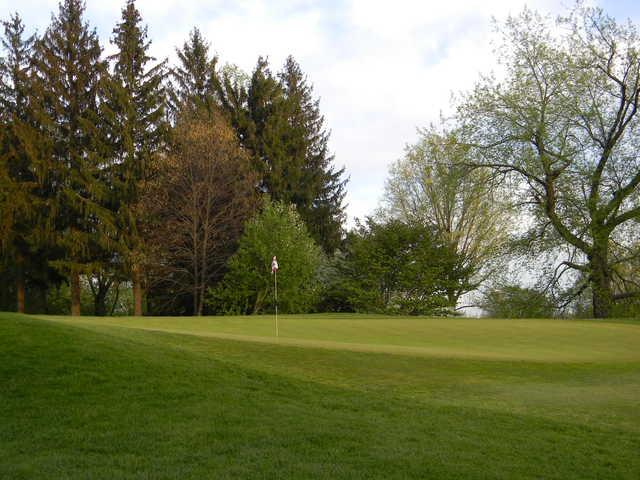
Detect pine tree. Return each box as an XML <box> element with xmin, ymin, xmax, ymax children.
<box><xmin>107</xmin><ymin>0</ymin><xmax>167</xmax><ymax>316</ymax></box>
<box><xmin>33</xmin><ymin>0</ymin><xmax>113</xmax><ymax>316</ymax></box>
<box><xmin>203</xmin><ymin>53</ymin><xmax>345</xmax><ymax>302</ymax></box>
<box><xmin>0</xmin><ymin>13</ymin><xmax>40</xmax><ymax>313</ymax></box>
<box><xmin>277</xmin><ymin>56</ymin><xmax>346</xmax><ymax>253</ymax></box>
<box><xmin>245</xmin><ymin>56</ymin><xmax>287</xmax><ymax>186</ymax></box>
<box><xmin>169</xmin><ymin>27</ymin><xmax>219</xmax><ymax>117</ymax></box>
<box><xmin>220</xmin><ymin>56</ymin><xmax>347</xmax><ymax>253</ymax></box>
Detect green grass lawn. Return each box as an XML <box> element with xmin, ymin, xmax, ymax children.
<box><xmin>1</xmin><ymin>313</ymin><xmax>639</xmax><ymax>479</ymax></box>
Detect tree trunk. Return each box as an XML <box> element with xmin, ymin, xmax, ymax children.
<box><xmin>70</xmin><ymin>271</ymin><xmax>81</xmax><ymax>316</ymax></box>
<box><xmin>590</xmin><ymin>243</ymin><xmax>612</xmax><ymax>318</ymax></box>
<box><xmin>197</xmin><ymin>286</ymin><xmax>204</xmax><ymax>316</ymax></box>
<box><xmin>16</xmin><ymin>263</ymin><xmax>25</xmax><ymax>314</ymax></box>
<box><xmin>193</xmin><ymin>280</ymin><xmax>199</xmax><ymax>316</ymax></box>
<box><xmin>132</xmin><ymin>265</ymin><xmax>143</xmax><ymax>316</ymax></box>
<box><xmin>94</xmin><ymin>286</ymin><xmax>108</xmax><ymax>316</ymax></box>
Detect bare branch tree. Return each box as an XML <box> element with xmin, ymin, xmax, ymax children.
<box><xmin>143</xmin><ymin>112</ymin><xmax>257</xmax><ymax>315</ymax></box>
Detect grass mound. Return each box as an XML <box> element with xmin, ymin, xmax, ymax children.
<box><xmin>1</xmin><ymin>313</ymin><xmax>639</xmax><ymax>479</ymax></box>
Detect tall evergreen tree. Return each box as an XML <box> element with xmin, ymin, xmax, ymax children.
<box><xmin>0</xmin><ymin>13</ymin><xmax>41</xmax><ymax>313</ymax></box>
<box><xmin>169</xmin><ymin>27</ymin><xmax>219</xmax><ymax>117</ymax></box>
<box><xmin>220</xmin><ymin>56</ymin><xmax>347</xmax><ymax>253</ymax></box>
<box><xmin>277</xmin><ymin>56</ymin><xmax>346</xmax><ymax>253</ymax></box>
<box><xmin>107</xmin><ymin>0</ymin><xmax>167</xmax><ymax>316</ymax></box>
<box><xmin>33</xmin><ymin>0</ymin><xmax>113</xmax><ymax>316</ymax></box>
<box><xmin>245</xmin><ymin>56</ymin><xmax>287</xmax><ymax>184</ymax></box>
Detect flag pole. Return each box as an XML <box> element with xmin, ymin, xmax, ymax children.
<box><xmin>272</xmin><ymin>255</ymin><xmax>279</xmax><ymax>338</ymax></box>
<box><xmin>274</xmin><ymin>269</ymin><xmax>278</xmax><ymax>338</ymax></box>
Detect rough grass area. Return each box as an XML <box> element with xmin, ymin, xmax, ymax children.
<box><xmin>1</xmin><ymin>313</ymin><xmax>639</xmax><ymax>479</ymax></box>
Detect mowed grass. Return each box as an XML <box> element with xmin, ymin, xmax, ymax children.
<box><xmin>1</xmin><ymin>313</ymin><xmax>639</xmax><ymax>479</ymax></box>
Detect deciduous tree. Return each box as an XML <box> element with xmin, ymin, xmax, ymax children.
<box><xmin>331</xmin><ymin>219</ymin><xmax>469</xmax><ymax>315</ymax></box>
<box><xmin>209</xmin><ymin>198</ymin><xmax>323</xmax><ymax>314</ymax></box>
<box><xmin>383</xmin><ymin>127</ymin><xmax>512</xmax><ymax>309</ymax></box>
<box><xmin>459</xmin><ymin>6</ymin><xmax>640</xmax><ymax>317</ymax></box>
<box><xmin>144</xmin><ymin>112</ymin><xmax>257</xmax><ymax>316</ymax></box>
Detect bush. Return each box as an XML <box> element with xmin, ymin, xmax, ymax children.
<box><xmin>480</xmin><ymin>284</ymin><xmax>557</xmax><ymax>318</ymax></box>
<box><xmin>208</xmin><ymin>199</ymin><xmax>323</xmax><ymax>314</ymax></box>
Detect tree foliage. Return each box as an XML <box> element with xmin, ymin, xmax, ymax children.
<box><xmin>0</xmin><ymin>13</ymin><xmax>40</xmax><ymax>313</ymax></box>
<box><xmin>459</xmin><ymin>5</ymin><xmax>640</xmax><ymax>317</ymax></box>
<box><xmin>32</xmin><ymin>0</ymin><xmax>114</xmax><ymax>315</ymax></box>
<box><xmin>383</xmin><ymin>127</ymin><xmax>512</xmax><ymax>308</ymax></box>
<box><xmin>106</xmin><ymin>0</ymin><xmax>167</xmax><ymax>315</ymax></box>
<box><xmin>327</xmin><ymin>219</ymin><xmax>469</xmax><ymax>315</ymax></box>
<box><xmin>169</xmin><ymin>27</ymin><xmax>219</xmax><ymax>117</ymax></box>
<box><xmin>143</xmin><ymin>112</ymin><xmax>257</xmax><ymax>315</ymax></box>
<box><xmin>209</xmin><ymin>199</ymin><xmax>323</xmax><ymax>315</ymax></box>
<box><xmin>480</xmin><ymin>284</ymin><xmax>558</xmax><ymax>318</ymax></box>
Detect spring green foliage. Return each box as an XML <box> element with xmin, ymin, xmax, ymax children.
<box><xmin>383</xmin><ymin>128</ymin><xmax>512</xmax><ymax>307</ymax></box>
<box><xmin>209</xmin><ymin>199</ymin><xmax>322</xmax><ymax>314</ymax></box>
<box><xmin>458</xmin><ymin>5</ymin><xmax>640</xmax><ymax>317</ymax></box>
<box><xmin>2</xmin><ymin>313</ymin><xmax>639</xmax><ymax>478</ymax></box>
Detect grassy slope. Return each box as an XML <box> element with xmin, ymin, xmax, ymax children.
<box><xmin>1</xmin><ymin>313</ymin><xmax>639</xmax><ymax>479</ymax></box>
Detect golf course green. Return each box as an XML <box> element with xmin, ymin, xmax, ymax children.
<box><xmin>1</xmin><ymin>312</ymin><xmax>639</xmax><ymax>478</ymax></box>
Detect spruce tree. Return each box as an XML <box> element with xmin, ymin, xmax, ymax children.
<box><xmin>33</xmin><ymin>0</ymin><xmax>113</xmax><ymax>316</ymax></box>
<box><xmin>169</xmin><ymin>27</ymin><xmax>219</xmax><ymax>117</ymax></box>
<box><xmin>245</xmin><ymin>56</ymin><xmax>287</xmax><ymax>185</ymax></box>
<box><xmin>277</xmin><ymin>56</ymin><xmax>346</xmax><ymax>253</ymax></box>
<box><xmin>107</xmin><ymin>0</ymin><xmax>167</xmax><ymax>315</ymax></box>
<box><xmin>0</xmin><ymin>13</ymin><xmax>41</xmax><ymax>313</ymax></box>
<box><xmin>221</xmin><ymin>56</ymin><xmax>347</xmax><ymax>253</ymax></box>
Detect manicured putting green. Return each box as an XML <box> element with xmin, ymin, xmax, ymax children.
<box><xmin>1</xmin><ymin>313</ymin><xmax>639</xmax><ymax>479</ymax></box>
<box><xmin>43</xmin><ymin>313</ymin><xmax>640</xmax><ymax>362</ymax></box>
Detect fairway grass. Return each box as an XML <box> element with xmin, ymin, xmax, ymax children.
<box><xmin>1</xmin><ymin>313</ymin><xmax>639</xmax><ymax>479</ymax></box>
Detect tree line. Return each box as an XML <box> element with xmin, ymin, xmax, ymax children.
<box><xmin>2</xmin><ymin>1</ymin><xmax>639</xmax><ymax>318</ymax></box>
<box><xmin>0</xmin><ymin>0</ymin><xmax>350</xmax><ymax>316</ymax></box>
<box><xmin>380</xmin><ymin>4</ymin><xmax>640</xmax><ymax>318</ymax></box>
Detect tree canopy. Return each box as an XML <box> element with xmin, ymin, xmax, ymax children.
<box><xmin>458</xmin><ymin>5</ymin><xmax>640</xmax><ymax>317</ymax></box>
<box><xmin>209</xmin><ymin>199</ymin><xmax>323</xmax><ymax>315</ymax></box>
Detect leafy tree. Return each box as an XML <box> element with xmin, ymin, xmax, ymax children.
<box><xmin>209</xmin><ymin>199</ymin><xmax>323</xmax><ymax>314</ymax></box>
<box><xmin>383</xmin><ymin>127</ymin><xmax>512</xmax><ymax>308</ymax></box>
<box><xmin>143</xmin><ymin>112</ymin><xmax>257</xmax><ymax>316</ymax></box>
<box><xmin>331</xmin><ymin>219</ymin><xmax>469</xmax><ymax>315</ymax></box>
<box><xmin>33</xmin><ymin>0</ymin><xmax>113</xmax><ymax>315</ymax></box>
<box><xmin>480</xmin><ymin>284</ymin><xmax>557</xmax><ymax>318</ymax></box>
<box><xmin>169</xmin><ymin>27</ymin><xmax>219</xmax><ymax>117</ymax></box>
<box><xmin>106</xmin><ymin>0</ymin><xmax>167</xmax><ymax>315</ymax></box>
<box><xmin>459</xmin><ymin>6</ymin><xmax>640</xmax><ymax>318</ymax></box>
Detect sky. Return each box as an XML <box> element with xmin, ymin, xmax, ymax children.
<box><xmin>2</xmin><ymin>0</ymin><xmax>639</xmax><ymax>226</ymax></box>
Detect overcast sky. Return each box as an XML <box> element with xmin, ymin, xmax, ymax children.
<box><xmin>2</xmin><ymin>0</ymin><xmax>639</xmax><ymax>225</ymax></box>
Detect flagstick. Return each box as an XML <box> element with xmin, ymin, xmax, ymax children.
<box><xmin>274</xmin><ymin>269</ymin><xmax>279</xmax><ymax>338</ymax></box>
